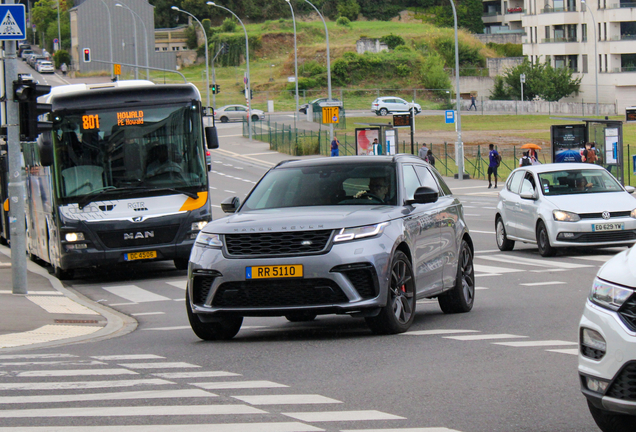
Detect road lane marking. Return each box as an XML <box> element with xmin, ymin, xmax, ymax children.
<box><xmin>153</xmin><ymin>371</ymin><xmax>240</xmax><ymax>379</ymax></box>
<box><xmin>493</xmin><ymin>340</ymin><xmax>577</xmax><ymax>347</ymax></box>
<box><xmin>468</xmin><ymin>230</ymin><xmax>496</xmax><ymax>234</ymax></box>
<box><xmin>402</xmin><ymin>329</ymin><xmax>479</xmax><ymax>336</ymax></box>
<box><xmin>131</xmin><ymin>312</ymin><xmax>165</xmax><ymax>316</ymax></box>
<box><xmin>444</xmin><ymin>334</ymin><xmax>527</xmax><ymax>341</ymax></box>
<box><xmin>0</xmin><ymin>378</ymin><xmax>173</xmax><ymax>391</ymax></box>
<box><xmin>0</xmin><ymin>354</ymin><xmax>78</xmax><ymax>360</ymax></box>
<box><xmin>547</xmin><ymin>348</ymin><xmax>579</xmax><ymax>355</ymax></box>
<box><xmin>233</xmin><ymin>394</ymin><xmax>342</xmax><ymax>405</ymax></box>
<box><xmin>519</xmin><ymin>281</ymin><xmax>567</xmax><ymax>286</ymax></box>
<box><xmin>283</xmin><ymin>410</ymin><xmax>405</xmax><ymax>422</ymax></box>
<box><xmin>0</xmin><ymin>389</ymin><xmax>217</xmax><ymax>404</ymax></box>
<box><xmin>118</xmin><ymin>362</ymin><xmax>200</xmax><ymax>369</ymax></box>
<box><xmin>0</xmin><ymin>423</ymin><xmax>324</xmax><ymax>432</ymax></box>
<box><xmin>474</xmin><ymin>264</ymin><xmax>520</xmax><ymax>274</ymax></box>
<box><xmin>91</xmin><ymin>355</ymin><xmax>164</xmax><ymax>361</ymax></box>
<box><xmin>0</xmin><ymin>360</ymin><xmax>105</xmax><ymax>367</ymax></box>
<box><xmin>478</xmin><ymin>255</ymin><xmax>591</xmax><ymax>269</ymax></box>
<box><xmin>193</xmin><ymin>380</ymin><xmax>288</xmax><ymax>390</ymax></box>
<box><xmin>102</xmin><ymin>285</ymin><xmax>172</xmax><ymax>303</ymax></box>
<box><xmin>341</xmin><ymin>429</ymin><xmax>463</xmax><ymax>432</ymax></box>
<box><xmin>166</xmin><ymin>280</ymin><xmax>187</xmax><ymax>289</ymax></box>
<box><xmin>14</xmin><ymin>368</ymin><xmax>138</xmax><ymax>377</ymax></box>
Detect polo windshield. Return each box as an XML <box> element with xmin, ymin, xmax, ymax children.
<box><xmin>52</xmin><ymin>103</ymin><xmax>207</xmax><ymax>200</ymax></box>
<box><xmin>538</xmin><ymin>169</ymin><xmax>624</xmax><ymax>195</ymax></box>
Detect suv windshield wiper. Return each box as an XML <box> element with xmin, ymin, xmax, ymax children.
<box><xmin>77</xmin><ymin>186</ymin><xmax>199</xmax><ymax>209</ymax></box>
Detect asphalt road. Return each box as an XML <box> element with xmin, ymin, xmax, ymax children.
<box><xmin>0</xmin><ymin>79</ymin><xmax>615</xmax><ymax>432</ymax></box>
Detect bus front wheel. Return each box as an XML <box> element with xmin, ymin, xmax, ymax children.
<box><xmin>53</xmin><ymin>266</ymin><xmax>74</xmax><ymax>280</ymax></box>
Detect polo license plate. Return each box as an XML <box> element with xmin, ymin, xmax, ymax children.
<box><xmin>246</xmin><ymin>265</ymin><xmax>303</xmax><ymax>279</ymax></box>
<box><xmin>125</xmin><ymin>251</ymin><xmax>158</xmax><ymax>261</ymax></box>
<box><xmin>592</xmin><ymin>223</ymin><xmax>624</xmax><ymax>232</ymax></box>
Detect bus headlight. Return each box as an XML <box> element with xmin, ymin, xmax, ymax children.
<box><xmin>195</xmin><ymin>232</ymin><xmax>223</xmax><ymax>248</ymax></box>
<box><xmin>191</xmin><ymin>221</ymin><xmax>208</xmax><ymax>232</ymax></box>
<box><xmin>65</xmin><ymin>232</ymin><xmax>85</xmax><ymax>242</ymax></box>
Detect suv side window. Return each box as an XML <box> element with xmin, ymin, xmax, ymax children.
<box><xmin>402</xmin><ymin>165</ymin><xmax>421</xmax><ymax>201</ymax></box>
<box><xmin>414</xmin><ymin>165</ymin><xmax>439</xmax><ymax>192</ymax></box>
<box><xmin>507</xmin><ymin>171</ymin><xmax>524</xmax><ymax>194</ymax></box>
<box><xmin>429</xmin><ymin>168</ymin><xmax>453</xmax><ymax>196</ymax></box>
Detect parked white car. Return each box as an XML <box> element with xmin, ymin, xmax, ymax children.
<box><xmin>495</xmin><ymin>163</ymin><xmax>636</xmax><ymax>256</ymax></box>
<box><xmin>214</xmin><ymin>105</ymin><xmax>264</xmax><ymax>123</ymax></box>
<box><xmin>371</xmin><ymin>97</ymin><xmax>421</xmax><ymax>116</ymax></box>
<box><xmin>36</xmin><ymin>61</ymin><xmax>55</xmax><ymax>74</ymax></box>
<box><xmin>579</xmin><ymin>245</ymin><xmax>636</xmax><ymax>432</ymax></box>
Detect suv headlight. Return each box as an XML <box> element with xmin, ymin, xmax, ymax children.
<box><xmin>195</xmin><ymin>232</ymin><xmax>223</xmax><ymax>248</ymax></box>
<box><xmin>631</xmin><ymin>208</ymin><xmax>636</xmax><ymax>219</ymax></box>
<box><xmin>589</xmin><ymin>277</ymin><xmax>634</xmax><ymax>311</ymax></box>
<box><xmin>334</xmin><ymin>222</ymin><xmax>389</xmax><ymax>243</ymax></box>
<box><xmin>553</xmin><ymin>210</ymin><xmax>580</xmax><ymax>222</ymax></box>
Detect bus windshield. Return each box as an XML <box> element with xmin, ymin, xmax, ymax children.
<box><xmin>53</xmin><ymin>103</ymin><xmax>207</xmax><ymax>200</ymax></box>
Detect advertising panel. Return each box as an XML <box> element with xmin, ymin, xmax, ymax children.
<box><xmin>355</xmin><ymin>128</ymin><xmax>380</xmax><ymax>155</ymax></box>
<box><xmin>386</xmin><ymin>130</ymin><xmax>396</xmax><ymax>155</ymax></box>
<box><xmin>551</xmin><ymin>124</ymin><xmax>586</xmax><ymax>163</ymax></box>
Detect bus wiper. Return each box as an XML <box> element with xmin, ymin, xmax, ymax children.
<box><xmin>77</xmin><ymin>186</ymin><xmax>200</xmax><ymax>210</ymax></box>
<box><xmin>77</xmin><ymin>186</ymin><xmax>119</xmax><ymax>209</ymax></box>
<box><xmin>148</xmin><ymin>187</ymin><xmax>199</xmax><ymax>199</ymax></box>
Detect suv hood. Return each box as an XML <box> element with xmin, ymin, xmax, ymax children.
<box><xmin>598</xmin><ymin>245</ymin><xmax>636</xmax><ymax>288</ymax></box>
<box><xmin>542</xmin><ymin>192</ymin><xmax>635</xmax><ymax>213</ymax></box>
<box><xmin>206</xmin><ymin>206</ymin><xmax>398</xmax><ymax>234</ymax></box>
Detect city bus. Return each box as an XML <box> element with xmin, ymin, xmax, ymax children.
<box><xmin>14</xmin><ymin>80</ymin><xmax>217</xmax><ymax>279</ymax></box>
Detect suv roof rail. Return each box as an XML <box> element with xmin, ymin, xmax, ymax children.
<box><xmin>274</xmin><ymin>159</ymin><xmax>299</xmax><ymax>167</ymax></box>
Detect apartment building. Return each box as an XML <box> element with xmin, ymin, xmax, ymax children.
<box><xmin>521</xmin><ymin>0</ymin><xmax>636</xmax><ymax>112</ymax></box>
<box><xmin>483</xmin><ymin>0</ymin><xmax>526</xmax><ymax>34</ymax></box>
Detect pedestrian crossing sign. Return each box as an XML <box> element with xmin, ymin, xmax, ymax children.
<box><xmin>0</xmin><ymin>5</ymin><xmax>26</xmax><ymax>41</ymax></box>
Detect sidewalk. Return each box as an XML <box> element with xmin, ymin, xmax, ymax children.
<box><xmin>0</xmin><ymin>246</ymin><xmax>136</xmax><ymax>352</ymax></box>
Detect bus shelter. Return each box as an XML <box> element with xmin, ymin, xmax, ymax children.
<box><xmin>354</xmin><ymin>123</ymin><xmax>397</xmax><ymax>156</ymax></box>
<box><xmin>550</xmin><ymin>118</ymin><xmax>624</xmax><ymax>185</ymax></box>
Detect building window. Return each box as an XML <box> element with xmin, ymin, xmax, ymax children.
<box><xmin>582</xmin><ymin>24</ymin><xmax>587</xmax><ymax>42</ymax></box>
<box><xmin>599</xmin><ymin>23</ymin><xmax>602</xmax><ymax>41</ymax></box>
<box><xmin>155</xmin><ymin>47</ymin><xmax>160</xmax><ymax>51</ymax></box>
<box><xmin>568</xmin><ymin>55</ymin><xmax>579</xmax><ymax>71</ymax></box>
<box><xmin>605</xmin><ymin>54</ymin><xmax>608</xmax><ymax>72</ymax></box>
<box><xmin>545</xmin><ymin>26</ymin><xmax>550</xmax><ymax>41</ymax></box>
<box><xmin>172</xmin><ymin>47</ymin><xmax>180</xmax><ymax>51</ymax></box>
<box><xmin>163</xmin><ymin>47</ymin><xmax>168</xmax><ymax>51</ymax></box>
<box><xmin>566</xmin><ymin>24</ymin><xmax>577</xmax><ymax>41</ymax></box>
<box><xmin>582</xmin><ymin>54</ymin><xmax>588</xmax><ymax>73</ymax></box>
<box><xmin>599</xmin><ymin>54</ymin><xmax>602</xmax><ymax>72</ymax></box>
<box><xmin>603</xmin><ymin>23</ymin><xmax>607</xmax><ymax>41</ymax></box>
<box><xmin>555</xmin><ymin>55</ymin><xmax>566</xmax><ymax>69</ymax></box>
<box><xmin>621</xmin><ymin>54</ymin><xmax>636</xmax><ymax>72</ymax></box>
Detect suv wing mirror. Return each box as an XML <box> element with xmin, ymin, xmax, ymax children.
<box><xmin>407</xmin><ymin>186</ymin><xmax>438</xmax><ymax>205</ymax></box>
<box><xmin>221</xmin><ymin>196</ymin><xmax>240</xmax><ymax>213</ymax></box>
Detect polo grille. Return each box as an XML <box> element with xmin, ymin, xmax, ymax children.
<box><xmin>212</xmin><ymin>279</ymin><xmax>348</xmax><ymax>308</ymax></box>
<box><xmin>224</xmin><ymin>230</ymin><xmax>333</xmax><ymax>257</ymax></box>
<box><xmin>579</xmin><ymin>211</ymin><xmax>631</xmax><ymax>219</ymax></box>
<box><xmin>607</xmin><ymin>362</ymin><xmax>636</xmax><ymax>401</ymax></box>
<box><xmin>567</xmin><ymin>230</ymin><xmax>636</xmax><ymax>243</ymax></box>
<box><xmin>97</xmin><ymin>225</ymin><xmax>180</xmax><ymax>248</ymax></box>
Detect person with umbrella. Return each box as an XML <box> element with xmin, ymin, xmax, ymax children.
<box><xmin>521</xmin><ymin>143</ymin><xmax>542</xmax><ymax>165</ymax></box>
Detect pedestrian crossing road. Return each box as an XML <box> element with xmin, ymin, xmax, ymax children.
<box><xmin>0</xmin><ymin>352</ymin><xmax>463</xmax><ymax>431</ymax></box>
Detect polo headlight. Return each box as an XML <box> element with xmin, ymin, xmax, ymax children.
<box><xmin>589</xmin><ymin>277</ymin><xmax>634</xmax><ymax>311</ymax></box>
<box><xmin>195</xmin><ymin>232</ymin><xmax>223</xmax><ymax>248</ymax></box>
<box><xmin>65</xmin><ymin>232</ymin><xmax>85</xmax><ymax>242</ymax></box>
<box><xmin>553</xmin><ymin>210</ymin><xmax>580</xmax><ymax>222</ymax></box>
<box><xmin>334</xmin><ymin>222</ymin><xmax>389</xmax><ymax>243</ymax></box>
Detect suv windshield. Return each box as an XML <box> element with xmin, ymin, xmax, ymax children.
<box><xmin>242</xmin><ymin>163</ymin><xmax>397</xmax><ymax>210</ymax></box>
<box><xmin>538</xmin><ymin>169</ymin><xmax>623</xmax><ymax>195</ymax></box>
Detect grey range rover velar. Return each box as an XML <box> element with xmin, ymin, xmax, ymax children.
<box><xmin>187</xmin><ymin>155</ymin><xmax>475</xmax><ymax>340</ymax></box>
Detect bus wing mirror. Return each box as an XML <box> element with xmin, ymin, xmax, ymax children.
<box><xmin>205</xmin><ymin>126</ymin><xmax>219</xmax><ymax>149</ymax></box>
<box><xmin>37</xmin><ymin>131</ymin><xmax>53</xmax><ymax>166</ymax></box>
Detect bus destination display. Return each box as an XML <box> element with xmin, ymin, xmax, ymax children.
<box><xmin>117</xmin><ymin>110</ymin><xmax>144</xmax><ymax>126</ymax></box>
<box><xmin>81</xmin><ymin>114</ymin><xmax>100</xmax><ymax>130</ymax></box>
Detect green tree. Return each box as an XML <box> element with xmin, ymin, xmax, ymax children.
<box><xmin>337</xmin><ymin>0</ymin><xmax>361</xmax><ymax>21</ymax></box>
<box><xmin>495</xmin><ymin>60</ymin><xmax>582</xmax><ymax>101</ymax></box>
<box><xmin>421</xmin><ymin>52</ymin><xmax>451</xmax><ymax>96</ymax></box>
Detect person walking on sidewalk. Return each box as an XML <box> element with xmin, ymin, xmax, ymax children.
<box><xmin>488</xmin><ymin>143</ymin><xmax>500</xmax><ymax>189</ymax></box>
<box><xmin>60</xmin><ymin>63</ymin><xmax>67</xmax><ymax>76</ymax></box>
<box><xmin>330</xmin><ymin>135</ymin><xmax>340</xmax><ymax>157</ymax></box>
<box><xmin>418</xmin><ymin>143</ymin><xmax>429</xmax><ymax>160</ymax></box>
<box><xmin>469</xmin><ymin>95</ymin><xmax>477</xmax><ymax>111</ymax></box>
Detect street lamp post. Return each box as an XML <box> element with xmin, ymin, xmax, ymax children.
<box><xmin>172</xmin><ymin>6</ymin><xmax>210</xmax><ymax>109</ymax></box>
<box><xmin>97</xmin><ymin>0</ymin><xmax>114</xmax><ymax>79</ymax></box>
<box><xmin>449</xmin><ymin>0</ymin><xmax>464</xmax><ymax>180</ymax></box>
<box><xmin>207</xmin><ymin>2</ymin><xmax>252</xmax><ymax>140</ymax></box>
<box><xmin>303</xmin><ymin>0</ymin><xmax>334</xmax><ymax>145</ymax></box>
<box><xmin>116</xmin><ymin>3</ymin><xmax>149</xmax><ymax>80</ymax></box>
<box><xmin>285</xmin><ymin>0</ymin><xmax>299</xmax><ymax>132</ymax></box>
<box><xmin>115</xmin><ymin>3</ymin><xmax>138</xmax><ymax>79</ymax></box>
<box><xmin>581</xmin><ymin>0</ymin><xmax>599</xmax><ymax>116</ymax></box>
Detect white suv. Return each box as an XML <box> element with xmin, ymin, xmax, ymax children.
<box><xmin>371</xmin><ymin>97</ymin><xmax>421</xmax><ymax>116</ymax></box>
<box><xmin>579</xmin><ymin>246</ymin><xmax>636</xmax><ymax>432</ymax></box>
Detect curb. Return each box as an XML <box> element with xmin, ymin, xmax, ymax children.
<box><xmin>0</xmin><ymin>245</ymin><xmax>137</xmax><ymax>352</ymax></box>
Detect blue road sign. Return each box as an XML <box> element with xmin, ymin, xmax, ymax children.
<box><xmin>445</xmin><ymin>110</ymin><xmax>455</xmax><ymax>124</ymax></box>
<box><xmin>0</xmin><ymin>4</ymin><xmax>26</xmax><ymax>41</ymax></box>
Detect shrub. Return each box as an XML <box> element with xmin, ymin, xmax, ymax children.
<box><xmin>486</xmin><ymin>42</ymin><xmax>523</xmax><ymax>57</ymax></box>
<box><xmin>421</xmin><ymin>52</ymin><xmax>451</xmax><ymax>96</ymax></box>
<box><xmin>380</xmin><ymin>34</ymin><xmax>405</xmax><ymax>50</ymax></box>
<box><xmin>336</xmin><ymin>16</ymin><xmax>351</xmax><ymax>27</ymax></box>
<box><xmin>337</xmin><ymin>0</ymin><xmax>361</xmax><ymax>21</ymax></box>
<box><xmin>221</xmin><ymin>18</ymin><xmax>237</xmax><ymax>32</ymax></box>
<box><xmin>53</xmin><ymin>50</ymin><xmax>71</xmax><ymax>69</ymax></box>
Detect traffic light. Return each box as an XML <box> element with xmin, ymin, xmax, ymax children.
<box><xmin>83</xmin><ymin>48</ymin><xmax>91</xmax><ymax>62</ymax></box>
<box><xmin>244</xmin><ymin>89</ymin><xmax>253</xmax><ymax>99</ymax></box>
<box><xmin>216</xmin><ymin>84</ymin><xmax>221</xmax><ymax>94</ymax></box>
<box><xmin>210</xmin><ymin>83</ymin><xmax>218</xmax><ymax>94</ymax></box>
<box><xmin>13</xmin><ymin>79</ymin><xmax>52</xmax><ymax>142</ymax></box>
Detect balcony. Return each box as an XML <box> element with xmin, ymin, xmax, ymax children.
<box><xmin>607</xmin><ymin>2</ymin><xmax>636</xmax><ymax>8</ymax></box>
<box><xmin>541</xmin><ymin>37</ymin><xmax>578</xmax><ymax>42</ymax></box>
<box><xmin>611</xmin><ymin>34</ymin><xmax>636</xmax><ymax>40</ymax></box>
<box><xmin>612</xmin><ymin>66</ymin><xmax>636</xmax><ymax>72</ymax></box>
<box><xmin>483</xmin><ymin>10</ymin><xmax>502</xmax><ymax>16</ymax></box>
<box><xmin>540</xmin><ymin>6</ymin><xmax>577</xmax><ymax>12</ymax></box>
<box><xmin>506</xmin><ymin>7</ymin><xmax>525</xmax><ymax>13</ymax></box>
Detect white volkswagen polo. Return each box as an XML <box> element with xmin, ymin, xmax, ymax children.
<box><xmin>579</xmin><ymin>246</ymin><xmax>636</xmax><ymax>432</ymax></box>
<box><xmin>495</xmin><ymin>163</ymin><xmax>636</xmax><ymax>256</ymax></box>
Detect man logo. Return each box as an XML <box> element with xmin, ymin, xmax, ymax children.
<box><xmin>124</xmin><ymin>231</ymin><xmax>154</xmax><ymax>240</ymax></box>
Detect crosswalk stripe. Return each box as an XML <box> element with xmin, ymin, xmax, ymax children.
<box><xmin>444</xmin><ymin>334</ymin><xmax>527</xmax><ymax>341</ymax></box>
<box><xmin>0</xmin><ymin>423</ymin><xmax>324</xmax><ymax>432</ymax></box>
<box><xmin>233</xmin><ymin>394</ymin><xmax>342</xmax><ymax>405</ymax></box>
<box><xmin>92</xmin><ymin>355</ymin><xmax>165</xmax><ymax>361</ymax></box>
<box><xmin>0</xmin><ymin>378</ymin><xmax>173</xmax><ymax>391</ymax></box>
<box><xmin>573</xmin><ymin>255</ymin><xmax>616</xmax><ymax>263</ymax></box>
<box><xmin>0</xmin><ymin>404</ymin><xmax>267</xmax><ymax>418</ymax></box>
<box><xmin>166</xmin><ymin>280</ymin><xmax>187</xmax><ymax>290</ymax></box>
<box><xmin>143</xmin><ymin>326</ymin><xmax>191</xmax><ymax>331</ymax></box>
<box><xmin>118</xmin><ymin>362</ymin><xmax>200</xmax><ymax>369</ymax></box>
<box><xmin>283</xmin><ymin>410</ymin><xmax>405</xmax><ymax>422</ymax></box>
<box><xmin>11</xmin><ymin>368</ymin><xmax>138</xmax><ymax>377</ymax></box>
<box><xmin>474</xmin><ymin>264</ymin><xmax>519</xmax><ymax>274</ymax></box>
<box><xmin>478</xmin><ymin>255</ymin><xmax>590</xmax><ymax>269</ymax></box>
<box><xmin>131</xmin><ymin>312</ymin><xmax>166</xmax><ymax>316</ymax></box>
<box><xmin>0</xmin><ymin>360</ymin><xmax>106</xmax><ymax>368</ymax></box>
<box><xmin>401</xmin><ymin>330</ymin><xmax>479</xmax><ymax>336</ymax></box>
<box><xmin>194</xmin><ymin>380</ymin><xmax>288</xmax><ymax>390</ymax></box>
<box><xmin>0</xmin><ymin>354</ymin><xmax>77</xmax><ymax>360</ymax></box>
<box><xmin>341</xmin><ymin>429</ymin><xmax>463</xmax><ymax>432</ymax></box>
<box><xmin>153</xmin><ymin>371</ymin><xmax>240</xmax><ymax>379</ymax></box>
<box><xmin>0</xmin><ymin>389</ymin><xmax>216</xmax><ymax>404</ymax></box>
<box><xmin>102</xmin><ymin>285</ymin><xmax>172</xmax><ymax>303</ymax></box>
<box><xmin>547</xmin><ymin>348</ymin><xmax>579</xmax><ymax>355</ymax></box>
<box><xmin>492</xmin><ymin>340</ymin><xmax>577</xmax><ymax>347</ymax></box>
<box><xmin>519</xmin><ymin>281</ymin><xmax>566</xmax><ymax>286</ymax></box>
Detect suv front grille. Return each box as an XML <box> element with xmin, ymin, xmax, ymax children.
<box><xmin>212</xmin><ymin>279</ymin><xmax>348</xmax><ymax>308</ymax></box>
<box><xmin>191</xmin><ymin>273</ymin><xmax>220</xmax><ymax>305</ymax></box>
<box><xmin>333</xmin><ymin>264</ymin><xmax>379</xmax><ymax>299</ymax></box>
<box><xmin>224</xmin><ymin>230</ymin><xmax>333</xmax><ymax>257</ymax></box>
<box><xmin>618</xmin><ymin>293</ymin><xmax>636</xmax><ymax>332</ymax></box>
<box><xmin>606</xmin><ymin>362</ymin><xmax>636</xmax><ymax>401</ymax></box>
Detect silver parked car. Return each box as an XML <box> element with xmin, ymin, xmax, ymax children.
<box><xmin>495</xmin><ymin>163</ymin><xmax>636</xmax><ymax>256</ymax></box>
<box><xmin>214</xmin><ymin>105</ymin><xmax>264</xmax><ymax>123</ymax></box>
<box><xmin>187</xmin><ymin>155</ymin><xmax>475</xmax><ymax>340</ymax></box>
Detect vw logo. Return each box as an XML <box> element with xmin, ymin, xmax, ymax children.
<box><xmin>132</xmin><ymin>216</ymin><xmax>144</xmax><ymax>222</ymax></box>
<box><xmin>601</xmin><ymin>211</ymin><xmax>611</xmax><ymax>220</ymax></box>
<box><xmin>301</xmin><ymin>240</ymin><xmax>313</xmax><ymax>246</ymax></box>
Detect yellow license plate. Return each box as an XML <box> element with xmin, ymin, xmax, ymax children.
<box><xmin>126</xmin><ymin>251</ymin><xmax>157</xmax><ymax>261</ymax></box>
<box><xmin>246</xmin><ymin>265</ymin><xmax>303</xmax><ymax>279</ymax></box>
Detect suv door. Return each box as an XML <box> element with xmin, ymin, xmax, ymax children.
<box><xmin>395</xmin><ymin>98</ymin><xmax>410</xmax><ymax>113</ymax></box>
<box><xmin>402</xmin><ymin>164</ymin><xmax>443</xmax><ymax>296</ymax></box>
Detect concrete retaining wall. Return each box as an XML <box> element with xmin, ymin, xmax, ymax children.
<box><xmin>474</xmin><ymin>33</ymin><xmax>523</xmax><ymax>44</ymax></box>
<box><xmin>462</xmin><ymin>99</ymin><xmax>617</xmax><ymax>115</ymax></box>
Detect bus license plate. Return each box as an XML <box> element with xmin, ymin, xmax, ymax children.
<box><xmin>592</xmin><ymin>223</ymin><xmax>624</xmax><ymax>232</ymax></box>
<box><xmin>246</xmin><ymin>265</ymin><xmax>303</xmax><ymax>279</ymax></box>
<box><xmin>126</xmin><ymin>251</ymin><xmax>157</xmax><ymax>261</ymax></box>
